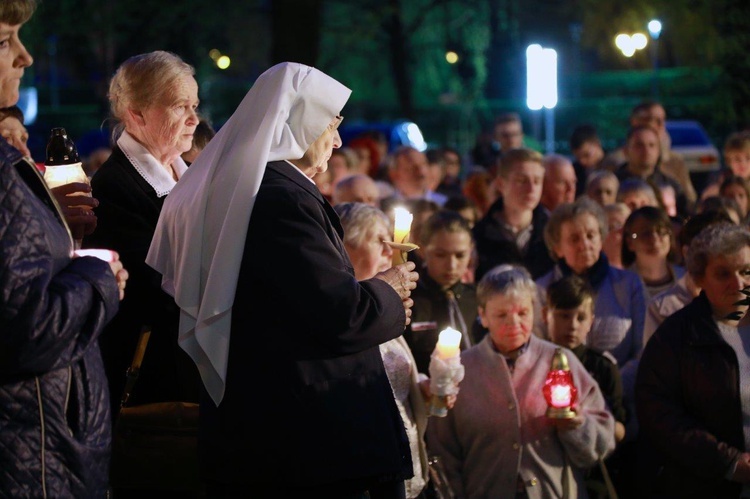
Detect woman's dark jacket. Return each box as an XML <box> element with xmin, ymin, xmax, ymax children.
<box><xmin>0</xmin><ymin>139</ymin><xmax>120</xmax><ymax>498</ymax></box>
<box><xmin>636</xmin><ymin>292</ymin><xmax>744</xmax><ymax>498</ymax></box>
<box><xmin>200</xmin><ymin>162</ymin><xmax>412</xmax><ymax>491</ymax></box>
<box><xmin>85</xmin><ymin>147</ymin><xmax>198</xmax><ymax>412</ymax></box>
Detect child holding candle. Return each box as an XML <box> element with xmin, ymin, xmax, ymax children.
<box><xmin>426</xmin><ymin>264</ymin><xmax>615</xmax><ymax>498</ymax></box>
<box><xmin>405</xmin><ymin>210</ymin><xmax>479</xmax><ymax>374</ymax></box>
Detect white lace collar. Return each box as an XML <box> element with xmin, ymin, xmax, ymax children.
<box><xmin>117</xmin><ymin>130</ymin><xmax>188</xmax><ymax>198</ymax></box>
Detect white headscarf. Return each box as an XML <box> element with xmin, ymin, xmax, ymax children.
<box><xmin>146</xmin><ymin>62</ymin><xmax>352</xmax><ymax>405</ymax></box>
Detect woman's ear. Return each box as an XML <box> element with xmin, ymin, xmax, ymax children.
<box><xmin>126</xmin><ymin>107</ymin><xmax>146</xmax><ymax>127</ymax></box>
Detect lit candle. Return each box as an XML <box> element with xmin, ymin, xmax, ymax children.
<box><xmin>435</xmin><ymin>327</ymin><xmax>462</xmax><ymax>360</ymax></box>
<box><xmin>542</xmin><ymin>348</ymin><xmax>578</xmax><ymax>419</ymax></box>
<box><xmin>550</xmin><ymin>384</ymin><xmax>572</xmax><ymax>408</ymax></box>
<box><xmin>73</xmin><ymin>248</ymin><xmax>116</xmax><ymax>262</ymax></box>
<box><xmin>392</xmin><ymin>206</ymin><xmax>413</xmax><ymax>265</ymax></box>
<box><xmin>43</xmin><ymin>163</ymin><xmax>89</xmax><ymax>189</ymax></box>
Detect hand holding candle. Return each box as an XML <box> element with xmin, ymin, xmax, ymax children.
<box><xmin>428</xmin><ymin>327</ymin><xmax>465</xmax><ymax>417</ymax></box>
<box><xmin>73</xmin><ymin>249</ymin><xmax>129</xmax><ymax>301</ymax></box>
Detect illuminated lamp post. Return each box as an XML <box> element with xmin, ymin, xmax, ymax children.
<box><xmin>648</xmin><ymin>19</ymin><xmax>663</xmax><ymax>98</ymax></box>
<box><xmin>526</xmin><ymin>44</ymin><xmax>558</xmax><ymax>153</ymax></box>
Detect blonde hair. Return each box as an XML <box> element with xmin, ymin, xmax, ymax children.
<box><xmin>497</xmin><ymin>148</ymin><xmax>543</xmax><ymax>178</ymax></box>
<box><xmin>724</xmin><ymin>131</ymin><xmax>750</xmax><ymax>155</ymax></box>
<box><xmin>108</xmin><ymin>51</ymin><xmax>195</xmax><ymax>139</ymax></box>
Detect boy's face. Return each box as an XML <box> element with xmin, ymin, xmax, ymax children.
<box><xmin>544</xmin><ymin>300</ymin><xmax>594</xmax><ymax>350</ymax></box>
<box><xmin>496</xmin><ymin>161</ymin><xmax>544</xmax><ymax>213</ymax></box>
<box><xmin>423</xmin><ymin>229</ymin><xmax>473</xmax><ymax>289</ymax></box>
<box><xmin>479</xmin><ymin>291</ymin><xmax>534</xmax><ymax>354</ymax></box>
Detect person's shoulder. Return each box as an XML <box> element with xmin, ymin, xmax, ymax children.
<box><xmin>608</xmin><ymin>265</ymin><xmax>644</xmax><ymax>287</ymax></box>
<box><xmin>535</xmin><ymin>268</ymin><xmax>557</xmax><ymax>289</ymax></box>
<box><xmin>583</xmin><ymin>346</ymin><xmax>618</xmax><ymax>369</ymax></box>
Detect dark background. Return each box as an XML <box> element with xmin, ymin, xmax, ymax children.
<box><xmin>18</xmin><ymin>0</ymin><xmax>750</xmax><ymax>164</ymax></box>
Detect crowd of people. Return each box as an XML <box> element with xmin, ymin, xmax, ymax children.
<box><xmin>4</xmin><ymin>0</ymin><xmax>750</xmax><ymax>497</ymax></box>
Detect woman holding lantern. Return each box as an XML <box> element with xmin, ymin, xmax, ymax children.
<box><xmin>147</xmin><ymin>62</ymin><xmax>419</xmax><ymax>498</ymax></box>
<box><xmin>426</xmin><ymin>264</ymin><xmax>615</xmax><ymax>498</ymax></box>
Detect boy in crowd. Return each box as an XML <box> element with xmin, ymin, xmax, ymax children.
<box><xmin>472</xmin><ymin>147</ymin><xmax>555</xmax><ymax>281</ymax></box>
<box><xmin>545</xmin><ymin>275</ymin><xmax>627</xmax><ymax>499</ymax></box>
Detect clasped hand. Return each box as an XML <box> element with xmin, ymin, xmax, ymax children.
<box><xmin>374</xmin><ymin>261</ymin><xmax>419</xmax><ymax>326</ymax></box>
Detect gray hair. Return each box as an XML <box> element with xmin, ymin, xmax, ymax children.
<box><xmin>543</xmin><ymin>197</ymin><xmax>608</xmax><ymax>260</ymax></box>
<box><xmin>334</xmin><ymin>202</ymin><xmax>390</xmax><ymax>249</ymax></box>
<box><xmin>477</xmin><ymin>264</ymin><xmax>537</xmax><ymax>307</ymax></box>
<box><xmin>108</xmin><ymin>50</ymin><xmax>195</xmax><ymax>140</ymax></box>
<box><xmin>686</xmin><ymin>223</ymin><xmax>750</xmax><ymax>279</ymax></box>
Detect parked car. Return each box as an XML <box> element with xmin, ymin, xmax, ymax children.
<box><xmin>665</xmin><ymin>120</ymin><xmax>720</xmax><ymax>173</ymax></box>
<box><xmin>339</xmin><ymin>120</ymin><xmax>428</xmax><ymax>153</ymax></box>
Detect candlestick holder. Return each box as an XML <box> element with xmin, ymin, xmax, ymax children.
<box><xmin>385</xmin><ymin>241</ymin><xmax>420</xmax><ymax>265</ymax></box>
<box><xmin>543</xmin><ymin>348</ymin><xmax>578</xmax><ymax>419</ymax></box>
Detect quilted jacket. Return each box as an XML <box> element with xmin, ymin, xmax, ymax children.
<box><xmin>0</xmin><ymin>138</ymin><xmax>120</xmax><ymax>498</ymax></box>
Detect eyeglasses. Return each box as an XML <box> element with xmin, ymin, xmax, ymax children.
<box><xmin>630</xmin><ymin>227</ymin><xmax>670</xmax><ymax>240</ymax></box>
<box><xmin>329</xmin><ymin>115</ymin><xmax>344</xmax><ymax>132</ymax></box>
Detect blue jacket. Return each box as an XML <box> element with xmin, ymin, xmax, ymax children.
<box><xmin>0</xmin><ymin>138</ymin><xmax>120</xmax><ymax>498</ymax></box>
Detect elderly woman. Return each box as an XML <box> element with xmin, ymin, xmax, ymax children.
<box><xmin>147</xmin><ymin>62</ymin><xmax>419</xmax><ymax>498</ymax></box>
<box><xmin>0</xmin><ymin>1</ymin><xmax>128</xmax><ymax>497</ymax></box>
<box><xmin>335</xmin><ymin>201</ymin><xmax>447</xmax><ymax>499</ymax></box>
<box><xmin>83</xmin><ymin>51</ymin><xmax>201</xmax><ymax>415</ymax></box>
<box><xmin>536</xmin><ymin>197</ymin><xmax>647</xmax><ymax>377</ymax></box>
<box><xmin>636</xmin><ymin>223</ymin><xmax>750</xmax><ymax>497</ymax></box>
<box><xmin>621</xmin><ymin>206</ymin><xmax>685</xmax><ymax>299</ymax></box>
<box><xmin>428</xmin><ymin>264</ymin><xmax>615</xmax><ymax>498</ymax></box>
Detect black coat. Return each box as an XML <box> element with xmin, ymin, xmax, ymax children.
<box><xmin>200</xmin><ymin>161</ymin><xmax>412</xmax><ymax>491</ymax></box>
<box><xmin>0</xmin><ymin>138</ymin><xmax>120</xmax><ymax>498</ymax></box>
<box><xmin>404</xmin><ymin>273</ymin><xmax>479</xmax><ymax>374</ymax></box>
<box><xmin>85</xmin><ymin>147</ymin><xmax>199</xmax><ymax>412</ymax></box>
<box><xmin>636</xmin><ymin>292</ymin><xmax>744</xmax><ymax>498</ymax></box>
<box><xmin>472</xmin><ymin>197</ymin><xmax>555</xmax><ymax>281</ymax></box>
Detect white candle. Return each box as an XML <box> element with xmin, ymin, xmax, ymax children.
<box><xmin>73</xmin><ymin>249</ymin><xmax>116</xmax><ymax>262</ymax></box>
<box><xmin>435</xmin><ymin>327</ymin><xmax>462</xmax><ymax>360</ymax></box>
<box><xmin>392</xmin><ymin>206</ymin><xmax>413</xmax><ymax>265</ymax></box>
<box><xmin>393</xmin><ymin>207</ymin><xmax>413</xmax><ymax>245</ymax></box>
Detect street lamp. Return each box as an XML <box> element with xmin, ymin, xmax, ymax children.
<box><xmin>648</xmin><ymin>19</ymin><xmax>662</xmax><ymax>98</ymax></box>
<box><xmin>615</xmin><ymin>33</ymin><xmax>647</xmax><ymax>58</ymax></box>
<box><xmin>526</xmin><ymin>44</ymin><xmax>558</xmax><ymax>153</ymax></box>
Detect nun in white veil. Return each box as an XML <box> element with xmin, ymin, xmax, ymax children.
<box><xmin>147</xmin><ymin>62</ymin><xmax>418</xmax><ymax>498</ymax></box>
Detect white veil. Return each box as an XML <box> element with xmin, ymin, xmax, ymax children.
<box><xmin>146</xmin><ymin>62</ymin><xmax>351</xmax><ymax>405</ymax></box>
